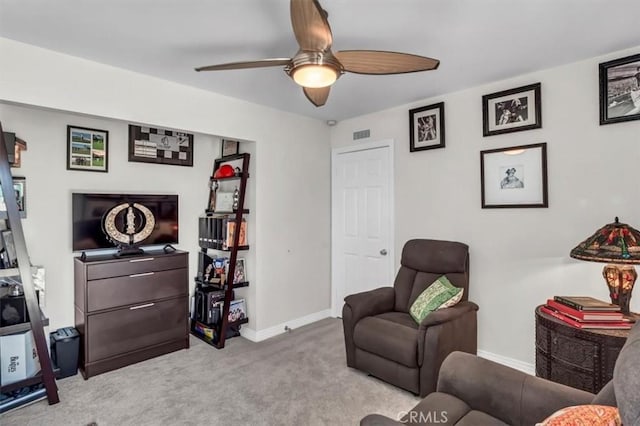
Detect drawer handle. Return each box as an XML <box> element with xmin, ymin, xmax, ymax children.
<box><xmin>129</xmin><ymin>258</ymin><xmax>155</xmax><ymax>263</ymax></box>
<box><xmin>129</xmin><ymin>303</ymin><xmax>155</xmax><ymax>310</ymax></box>
<box><xmin>130</xmin><ymin>272</ymin><xmax>155</xmax><ymax>278</ymax></box>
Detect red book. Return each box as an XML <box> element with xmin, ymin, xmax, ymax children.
<box><xmin>546</xmin><ymin>299</ymin><xmax>624</xmax><ymax>322</ymax></box>
<box><xmin>541</xmin><ymin>306</ymin><xmax>632</xmax><ymax>330</ymax></box>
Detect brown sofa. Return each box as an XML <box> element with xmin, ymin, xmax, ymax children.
<box><xmin>361</xmin><ymin>322</ymin><xmax>640</xmax><ymax>425</ymax></box>
<box><xmin>342</xmin><ymin>239</ymin><xmax>478</xmax><ymax>397</ymax></box>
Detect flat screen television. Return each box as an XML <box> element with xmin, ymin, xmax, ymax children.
<box><xmin>72</xmin><ymin>193</ymin><xmax>178</xmax><ymax>252</ymax></box>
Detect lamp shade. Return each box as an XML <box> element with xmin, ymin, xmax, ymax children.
<box><xmin>291</xmin><ymin>65</ymin><xmax>338</xmax><ymax>88</ymax></box>
<box><xmin>570</xmin><ymin>217</ymin><xmax>640</xmax><ymax>264</ymax></box>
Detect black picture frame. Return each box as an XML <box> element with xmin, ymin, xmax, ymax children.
<box><xmin>128</xmin><ymin>124</ymin><xmax>194</xmax><ymax>167</ymax></box>
<box><xmin>480</xmin><ymin>142</ymin><xmax>548</xmax><ymax>208</ymax></box>
<box><xmin>1</xmin><ymin>230</ymin><xmax>17</xmax><ymax>268</ymax></box>
<box><xmin>0</xmin><ymin>176</ymin><xmax>27</xmax><ymax>218</ymax></box>
<box><xmin>482</xmin><ymin>83</ymin><xmax>542</xmax><ymax>137</ymax></box>
<box><xmin>409</xmin><ymin>102</ymin><xmax>445</xmax><ymax>152</ymax></box>
<box><xmin>599</xmin><ymin>53</ymin><xmax>640</xmax><ymax>125</ymax></box>
<box><xmin>221</xmin><ymin>139</ymin><xmax>240</xmax><ymax>157</ymax></box>
<box><xmin>67</xmin><ymin>125</ymin><xmax>109</xmax><ymax>172</ymax></box>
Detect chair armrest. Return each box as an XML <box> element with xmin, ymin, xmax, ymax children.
<box><xmin>342</xmin><ymin>287</ymin><xmax>395</xmax><ymax>367</ymax></box>
<box><xmin>343</xmin><ymin>287</ymin><xmax>395</xmax><ymax>323</ymax></box>
<box><xmin>437</xmin><ymin>352</ymin><xmax>594</xmax><ymax>425</ymax></box>
<box><xmin>418</xmin><ymin>301</ymin><xmax>479</xmax><ymax>330</ymax></box>
<box><xmin>417</xmin><ymin>304</ymin><xmax>478</xmax><ymax>395</ymax></box>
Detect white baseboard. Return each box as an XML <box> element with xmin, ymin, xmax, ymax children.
<box><xmin>477</xmin><ymin>349</ymin><xmax>535</xmax><ymax>375</ymax></box>
<box><xmin>240</xmin><ymin>309</ymin><xmax>332</xmax><ymax>342</ymax></box>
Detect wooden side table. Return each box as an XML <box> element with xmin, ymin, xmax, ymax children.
<box><xmin>535</xmin><ymin>305</ymin><xmax>630</xmax><ymax>393</ymax></box>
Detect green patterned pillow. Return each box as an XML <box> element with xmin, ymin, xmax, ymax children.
<box><xmin>409</xmin><ymin>276</ymin><xmax>463</xmax><ymax>324</ymax></box>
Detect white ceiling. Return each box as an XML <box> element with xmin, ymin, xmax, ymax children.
<box><xmin>1</xmin><ymin>0</ymin><xmax>639</xmax><ymax>122</ymax></box>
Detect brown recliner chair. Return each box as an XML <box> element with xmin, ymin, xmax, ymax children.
<box><xmin>342</xmin><ymin>239</ymin><xmax>479</xmax><ymax>397</ymax></box>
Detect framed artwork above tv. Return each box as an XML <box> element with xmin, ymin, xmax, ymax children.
<box><xmin>128</xmin><ymin>125</ymin><xmax>194</xmax><ymax>167</ymax></box>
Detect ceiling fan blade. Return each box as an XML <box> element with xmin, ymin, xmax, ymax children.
<box><xmin>303</xmin><ymin>86</ymin><xmax>330</xmax><ymax>107</ymax></box>
<box><xmin>290</xmin><ymin>0</ymin><xmax>332</xmax><ymax>51</ymax></box>
<box><xmin>334</xmin><ymin>50</ymin><xmax>439</xmax><ymax>75</ymax></box>
<box><xmin>195</xmin><ymin>58</ymin><xmax>291</xmax><ymax>72</ymax></box>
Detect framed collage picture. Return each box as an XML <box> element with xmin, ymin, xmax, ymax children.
<box><xmin>66</xmin><ymin>126</ymin><xmax>109</xmax><ymax>172</ymax></box>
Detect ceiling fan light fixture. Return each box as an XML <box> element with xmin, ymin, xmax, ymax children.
<box><xmin>286</xmin><ymin>50</ymin><xmax>343</xmax><ymax>88</ymax></box>
<box><xmin>195</xmin><ymin>0</ymin><xmax>440</xmax><ymax>107</ymax></box>
<box><xmin>291</xmin><ymin>64</ymin><xmax>338</xmax><ymax>88</ymax></box>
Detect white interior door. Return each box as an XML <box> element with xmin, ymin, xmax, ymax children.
<box><xmin>332</xmin><ymin>140</ymin><xmax>394</xmax><ymax>317</ymax></box>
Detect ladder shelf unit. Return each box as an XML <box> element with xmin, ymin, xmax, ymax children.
<box><xmin>190</xmin><ymin>152</ymin><xmax>250</xmax><ymax>349</ymax></box>
<box><xmin>0</xmin><ymin>123</ymin><xmax>59</xmax><ymax>411</ymax></box>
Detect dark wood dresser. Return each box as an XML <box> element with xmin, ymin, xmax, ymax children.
<box><xmin>74</xmin><ymin>249</ymin><xmax>189</xmax><ymax>379</ymax></box>
<box><xmin>535</xmin><ymin>305</ymin><xmax>629</xmax><ymax>393</ymax></box>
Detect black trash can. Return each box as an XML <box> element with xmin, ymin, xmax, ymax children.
<box><xmin>50</xmin><ymin>327</ymin><xmax>79</xmax><ymax>379</ymax></box>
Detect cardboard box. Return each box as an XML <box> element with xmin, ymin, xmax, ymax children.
<box><xmin>0</xmin><ymin>330</ymin><xmax>41</xmax><ymax>386</ymax></box>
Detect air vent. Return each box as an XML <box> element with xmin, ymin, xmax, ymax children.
<box><xmin>353</xmin><ymin>129</ymin><xmax>370</xmax><ymax>140</ymax></box>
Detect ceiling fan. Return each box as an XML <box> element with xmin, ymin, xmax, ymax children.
<box><xmin>195</xmin><ymin>0</ymin><xmax>439</xmax><ymax>107</ymax></box>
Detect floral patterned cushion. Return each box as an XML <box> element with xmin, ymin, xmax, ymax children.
<box><xmin>409</xmin><ymin>275</ymin><xmax>463</xmax><ymax>323</ymax></box>
<box><xmin>537</xmin><ymin>405</ymin><xmax>621</xmax><ymax>426</ymax></box>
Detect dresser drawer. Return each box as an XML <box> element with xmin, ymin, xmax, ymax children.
<box><xmin>87</xmin><ymin>268</ymin><xmax>188</xmax><ymax>312</ymax></box>
<box><xmin>86</xmin><ymin>296</ymin><xmax>187</xmax><ymax>362</ymax></box>
<box><xmin>550</xmin><ymin>330</ymin><xmax>598</xmax><ymax>371</ymax></box>
<box><xmin>86</xmin><ymin>253</ymin><xmax>187</xmax><ymax>280</ymax></box>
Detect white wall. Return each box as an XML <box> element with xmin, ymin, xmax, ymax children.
<box><xmin>0</xmin><ymin>103</ymin><xmax>218</xmax><ymax>329</ymax></box>
<box><xmin>0</xmin><ymin>38</ymin><xmax>331</xmax><ymax>334</ymax></box>
<box><xmin>330</xmin><ymin>46</ymin><xmax>640</xmax><ymax>364</ymax></box>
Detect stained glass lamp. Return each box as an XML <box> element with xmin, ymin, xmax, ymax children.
<box><xmin>570</xmin><ymin>217</ymin><xmax>640</xmax><ymax>315</ymax></box>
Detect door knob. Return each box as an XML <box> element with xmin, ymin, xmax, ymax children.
<box><xmin>380</xmin><ymin>249</ymin><xmax>388</xmax><ymax>256</ymax></box>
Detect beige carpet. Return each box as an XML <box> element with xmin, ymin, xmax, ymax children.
<box><xmin>2</xmin><ymin>318</ymin><xmax>418</xmax><ymax>425</ymax></box>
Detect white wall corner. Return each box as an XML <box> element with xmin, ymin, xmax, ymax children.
<box><xmin>477</xmin><ymin>349</ymin><xmax>535</xmax><ymax>375</ymax></box>
<box><xmin>240</xmin><ymin>309</ymin><xmax>332</xmax><ymax>342</ymax></box>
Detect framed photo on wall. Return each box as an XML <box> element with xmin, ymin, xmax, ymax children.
<box><xmin>409</xmin><ymin>102</ymin><xmax>445</xmax><ymax>152</ymax></box>
<box><xmin>128</xmin><ymin>124</ymin><xmax>194</xmax><ymax>167</ymax></box>
<box><xmin>0</xmin><ymin>176</ymin><xmax>26</xmax><ymax>218</ymax></box>
<box><xmin>67</xmin><ymin>126</ymin><xmax>109</xmax><ymax>172</ymax></box>
<box><xmin>599</xmin><ymin>53</ymin><xmax>640</xmax><ymax>125</ymax></box>
<box><xmin>221</xmin><ymin>139</ymin><xmax>240</xmax><ymax>157</ymax></box>
<box><xmin>480</xmin><ymin>142</ymin><xmax>548</xmax><ymax>208</ymax></box>
<box><xmin>482</xmin><ymin>83</ymin><xmax>542</xmax><ymax>136</ymax></box>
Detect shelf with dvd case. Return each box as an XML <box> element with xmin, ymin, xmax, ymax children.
<box><xmin>191</xmin><ymin>150</ymin><xmax>250</xmax><ymax>349</ymax></box>
<box><xmin>197</xmin><ymin>215</ymin><xmax>248</xmax><ymax>251</ymax></box>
